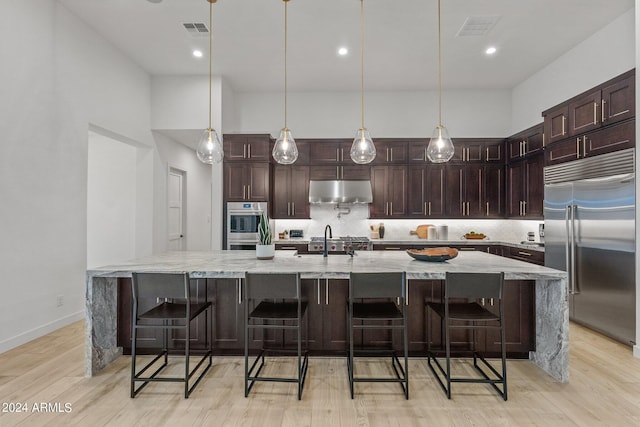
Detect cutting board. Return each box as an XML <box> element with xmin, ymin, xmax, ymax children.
<box><xmin>409</xmin><ymin>224</ymin><xmax>432</xmax><ymax>239</ymax></box>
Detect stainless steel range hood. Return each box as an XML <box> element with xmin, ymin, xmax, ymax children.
<box><xmin>308</xmin><ymin>180</ymin><xmax>373</xmax><ymax>204</ymax></box>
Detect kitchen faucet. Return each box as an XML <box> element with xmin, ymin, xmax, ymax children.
<box><xmin>323</xmin><ymin>224</ymin><xmax>332</xmax><ymax>257</ymax></box>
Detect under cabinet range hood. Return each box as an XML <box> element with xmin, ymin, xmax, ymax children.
<box><xmin>308</xmin><ymin>180</ymin><xmax>373</xmax><ymax>204</ymax></box>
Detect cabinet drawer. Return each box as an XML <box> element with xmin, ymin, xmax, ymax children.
<box><xmin>506</xmin><ymin>247</ymin><xmax>544</xmax><ymax>265</ymax></box>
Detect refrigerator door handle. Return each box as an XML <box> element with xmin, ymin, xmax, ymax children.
<box><xmin>565</xmin><ymin>205</ymin><xmax>575</xmax><ymax>295</ymax></box>
<box><xmin>571</xmin><ymin>204</ymin><xmax>579</xmax><ymax>294</ymax></box>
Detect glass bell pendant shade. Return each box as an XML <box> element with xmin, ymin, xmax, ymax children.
<box><xmin>350</xmin><ymin>128</ymin><xmax>376</xmax><ymax>164</ymax></box>
<box><xmin>272</xmin><ymin>127</ymin><xmax>299</xmax><ymax>164</ymax></box>
<box><xmin>426</xmin><ymin>125</ymin><xmax>454</xmax><ymax>163</ymax></box>
<box><xmin>196</xmin><ymin>128</ymin><xmax>224</xmax><ymax>164</ymax></box>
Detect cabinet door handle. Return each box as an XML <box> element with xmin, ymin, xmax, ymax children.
<box><xmin>583</xmin><ymin>137</ymin><xmax>587</xmax><ymax>157</ymax></box>
<box><xmin>424</xmin><ymin>147</ymin><xmax>427</xmax><ymax>162</ymax></box>
<box><xmin>428</xmin><ymin>201</ymin><xmax>432</xmax><ymax>216</ymax></box>
<box><xmin>238</xmin><ymin>279</ymin><xmax>242</xmax><ymax>305</ymax></box>
<box><xmin>601</xmin><ymin>99</ymin><xmax>606</xmax><ymax>122</ymax></box>
<box><xmin>287</xmin><ymin>202</ymin><xmax>291</xmax><ymax>216</ymax></box>
<box><xmin>406</xmin><ymin>281</ymin><xmax>409</xmax><ymax>306</ymax></box>
<box><xmin>490</xmin><ymin>298</ymin><xmax>494</xmax><ymax>306</ymax></box>
<box><xmin>390</xmin><ymin>202</ymin><xmax>393</xmax><ymax>215</ymax></box>
<box><xmin>485</xmin><ymin>147</ymin><xmax>489</xmax><ymax>160</ymax></box>
<box><xmin>523</xmin><ymin>200</ymin><xmax>526</xmax><ymax>216</ymax></box>
<box><xmin>243</xmin><ymin>144</ymin><xmax>247</xmax><ymax>159</ymax></box>
<box><xmin>390</xmin><ymin>148</ymin><xmax>393</xmax><ymax>162</ymax></box>
<box><xmin>593</xmin><ymin>103</ymin><xmax>598</xmax><ymax>125</ymax></box>
<box><xmin>317</xmin><ymin>279</ymin><xmax>321</xmax><ymax>305</ymax></box>
<box><xmin>247</xmin><ymin>185</ymin><xmax>251</xmax><ymax>199</ymax></box>
<box><xmin>386</xmin><ymin>147</ymin><xmax>390</xmax><ymax>162</ymax></box>
<box><xmin>562</xmin><ymin>116</ymin><xmax>566</xmax><ymax>135</ymax></box>
<box><xmin>486</xmin><ymin>202</ymin><xmax>489</xmax><ymax>216</ymax></box>
<box><xmin>518</xmin><ymin>251</ymin><xmax>532</xmax><ymax>256</ymax></box>
<box><xmin>243</xmin><ymin>185</ymin><xmax>246</xmax><ymax>200</ymax></box>
<box><xmin>384</xmin><ymin>247</ymin><xmax>402</xmax><ymax>250</ymax></box>
<box><xmin>481</xmin><ymin>298</ymin><xmax>485</xmax><ymax>306</ymax></box>
<box><xmin>576</xmin><ymin>137</ymin><xmax>581</xmax><ymax>159</ymax></box>
<box><xmin>325</xmin><ymin>279</ymin><xmax>329</xmax><ymax>305</ymax></box>
<box><xmin>336</xmin><ymin>166</ymin><xmax>340</xmax><ymax>179</ymax></box>
<box><xmin>292</xmin><ymin>202</ymin><xmax>295</xmax><ymax>216</ymax></box>
<box><xmin>467</xmin><ymin>202</ymin><xmax>470</xmax><ymax>216</ymax></box>
<box><xmin>424</xmin><ymin>202</ymin><xmax>427</xmax><ymax>216</ymax></box>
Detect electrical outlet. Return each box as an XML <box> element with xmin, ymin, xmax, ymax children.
<box><xmin>56</xmin><ymin>295</ymin><xmax>64</xmax><ymax>307</ymax></box>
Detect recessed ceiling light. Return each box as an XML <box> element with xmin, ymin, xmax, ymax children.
<box><xmin>193</xmin><ymin>50</ymin><xmax>203</xmax><ymax>58</ymax></box>
<box><xmin>146</xmin><ymin>0</ymin><xmax>163</xmax><ymax>3</ymax></box>
<box><xmin>338</xmin><ymin>47</ymin><xmax>348</xmax><ymax>56</ymax></box>
<box><xmin>485</xmin><ymin>46</ymin><xmax>497</xmax><ymax>55</ymax></box>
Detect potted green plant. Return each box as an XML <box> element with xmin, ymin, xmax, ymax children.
<box><xmin>256</xmin><ymin>212</ymin><xmax>275</xmax><ymax>260</ymax></box>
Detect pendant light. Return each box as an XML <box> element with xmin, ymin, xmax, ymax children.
<box><xmin>196</xmin><ymin>0</ymin><xmax>224</xmax><ymax>164</ymax></box>
<box><xmin>426</xmin><ymin>0</ymin><xmax>454</xmax><ymax>163</ymax></box>
<box><xmin>272</xmin><ymin>0</ymin><xmax>299</xmax><ymax>165</ymax></box>
<box><xmin>350</xmin><ymin>0</ymin><xmax>376</xmax><ymax>164</ymax></box>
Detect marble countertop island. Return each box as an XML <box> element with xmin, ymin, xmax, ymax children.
<box><xmin>86</xmin><ymin>250</ymin><xmax>568</xmax><ymax>382</ymax></box>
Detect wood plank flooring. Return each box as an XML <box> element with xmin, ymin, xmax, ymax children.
<box><xmin>0</xmin><ymin>321</ymin><xmax>639</xmax><ymax>426</ymax></box>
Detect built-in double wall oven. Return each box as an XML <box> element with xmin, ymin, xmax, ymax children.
<box><xmin>226</xmin><ymin>202</ymin><xmax>267</xmax><ymax>250</ymax></box>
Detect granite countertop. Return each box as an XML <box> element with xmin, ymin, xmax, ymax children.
<box><xmin>88</xmin><ymin>250</ymin><xmax>561</xmax><ymax>281</ymax></box>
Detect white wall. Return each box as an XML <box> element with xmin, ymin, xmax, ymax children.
<box><xmin>233</xmin><ymin>89</ymin><xmax>512</xmax><ymax>138</ymax></box>
<box><xmin>511</xmin><ymin>9</ymin><xmax>636</xmax><ymax>133</ymax></box>
<box><xmin>152</xmin><ymin>131</ymin><xmax>213</xmax><ymax>252</ymax></box>
<box><xmin>0</xmin><ymin>0</ymin><xmax>157</xmax><ymax>352</ymax></box>
<box><xmin>87</xmin><ymin>132</ymin><xmax>137</xmax><ymax>268</ymax></box>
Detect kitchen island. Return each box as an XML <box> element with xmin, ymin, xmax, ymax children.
<box><xmin>86</xmin><ymin>250</ymin><xmax>568</xmax><ymax>382</ymax></box>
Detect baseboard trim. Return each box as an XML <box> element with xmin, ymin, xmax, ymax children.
<box><xmin>0</xmin><ymin>311</ymin><xmax>84</xmax><ymax>354</ymax></box>
<box><xmin>634</xmin><ymin>344</ymin><xmax>640</xmax><ymax>359</ymax></box>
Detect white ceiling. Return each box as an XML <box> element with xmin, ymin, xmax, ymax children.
<box><xmin>59</xmin><ymin>0</ymin><xmax>634</xmax><ymax>93</ymax></box>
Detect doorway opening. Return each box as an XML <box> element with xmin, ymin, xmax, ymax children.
<box><xmin>87</xmin><ymin>130</ymin><xmax>137</xmax><ymax>268</ymax></box>
<box><xmin>168</xmin><ymin>167</ymin><xmax>187</xmax><ymax>250</ymax></box>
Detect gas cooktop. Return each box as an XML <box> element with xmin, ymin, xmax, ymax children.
<box><xmin>307</xmin><ymin>236</ymin><xmax>372</xmax><ymax>252</ymax></box>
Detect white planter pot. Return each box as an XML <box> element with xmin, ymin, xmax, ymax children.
<box><xmin>256</xmin><ymin>244</ymin><xmax>275</xmax><ymax>260</ymax></box>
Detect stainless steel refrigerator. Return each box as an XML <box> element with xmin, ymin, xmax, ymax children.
<box><xmin>544</xmin><ymin>148</ymin><xmax>635</xmax><ymax>345</ymax></box>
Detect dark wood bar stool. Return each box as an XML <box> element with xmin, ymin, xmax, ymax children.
<box><xmin>244</xmin><ymin>272</ymin><xmax>309</xmax><ymax>400</ymax></box>
<box><xmin>130</xmin><ymin>272</ymin><xmax>212</xmax><ymax>398</ymax></box>
<box><xmin>347</xmin><ymin>272</ymin><xmax>408</xmax><ymax>399</ymax></box>
<box><xmin>426</xmin><ymin>272</ymin><xmax>507</xmax><ymax>400</ymax></box>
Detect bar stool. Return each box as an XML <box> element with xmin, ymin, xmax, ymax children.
<box><xmin>130</xmin><ymin>272</ymin><xmax>212</xmax><ymax>398</ymax></box>
<box><xmin>244</xmin><ymin>272</ymin><xmax>309</xmax><ymax>400</ymax></box>
<box><xmin>347</xmin><ymin>272</ymin><xmax>408</xmax><ymax>399</ymax></box>
<box><xmin>426</xmin><ymin>272</ymin><xmax>507</xmax><ymax>400</ymax></box>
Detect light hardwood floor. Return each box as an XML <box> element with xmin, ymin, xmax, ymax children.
<box><xmin>0</xmin><ymin>321</ymin><xmax>639</xmax><ymax>426</ymax></box>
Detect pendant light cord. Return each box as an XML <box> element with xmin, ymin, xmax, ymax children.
<box><xmin>437</xmin><ymin>0</ymin><xmax>442</xmax><ymax>127</ymax></box>
<box><xmin>284</xmin><ymin>0</ymin><xmax>288</xmax><ymax>129</ymax></box>
<box><xmin>208</xmin><ymin>0</ymin><xmax>213</xmax><ymax>131</ymax></box>
<box><xmin>360</xmin><ymin>0</ymin><xmax>365</xmax><ymax>129</ymax></box>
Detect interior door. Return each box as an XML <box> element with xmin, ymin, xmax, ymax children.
<box><xmin>168</xmin><ymin>168</ymin><xmax>185</xmax><ymax>250</ymax></box>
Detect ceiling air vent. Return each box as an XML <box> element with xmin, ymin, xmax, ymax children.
<box><xmin>456</xmin><ymin>16</ymin><xmax>500</xmax><ymax>37</ymax></box>
<box><xmin>182</xmin><ymin>22</ymin><xmax>209</xmax><ymax>37</ymax></box>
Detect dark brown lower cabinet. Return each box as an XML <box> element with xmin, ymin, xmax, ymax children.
<box><xmin>117</xmin><ymin>274</ymin><xmax>534</xmax><ymax>358</ymax></box>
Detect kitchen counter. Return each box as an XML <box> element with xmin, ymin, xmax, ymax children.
<box><xmin>275</xmin><ymin>239</ymin><xmax>545</xmax><ymax>252</ymax></box>
<box><xmin>86</xmin><ymin>250</ymin><xmax>567</xmax><ymax>382</ymax></box>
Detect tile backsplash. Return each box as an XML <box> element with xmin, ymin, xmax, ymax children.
<box><xmin>274</xmin><ymin>205</ymin><xmax>543</xmax><ymax>243</ymax></box>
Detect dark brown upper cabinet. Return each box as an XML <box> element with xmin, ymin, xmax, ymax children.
<box><xmin>370</xmin><ymin>166</ymin><xmax>408</xmax><ymax>218</ymax></box>
<box><xmin>450</xmin><ymin>139</ymin><xmax>504</xmax><ymax>163</ymax></box>
<box><xmin>543</xmin><ymin>69</ymin><xmax>635</xmax><ymax>147</ymax></box>
<box><xmin>371</xmin><ymin>140</ymin><xmax>408</xmax><ymax>164</ymax></box>
<box><xmin>272</xmin><ymin>165</ymin><xmax>310</xmax><ymax>219</ymax></box>
<box><xmin>223</xmin><ymin>134</ymin><xmax>272</xmax><ymax>162</ymax></box>
<box><xmin>407</xmin><ymin>165</ymin><xmax>446</xmax><ymax>217</ymax></box>
<box><xmin>507</xmin><ymin>123</ymin><xmax>544</xmax><ymax>161</ymax></box>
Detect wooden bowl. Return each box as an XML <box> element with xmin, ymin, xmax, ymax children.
<box><xmin>406</xmin><ymin>247</ymin><xmax>459</xmax><ymax>262</ymax></box>
<box><xmin>464</xmin><ymin>233</ymin><xmax>487</xmax><ymax>240</ymax></box>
